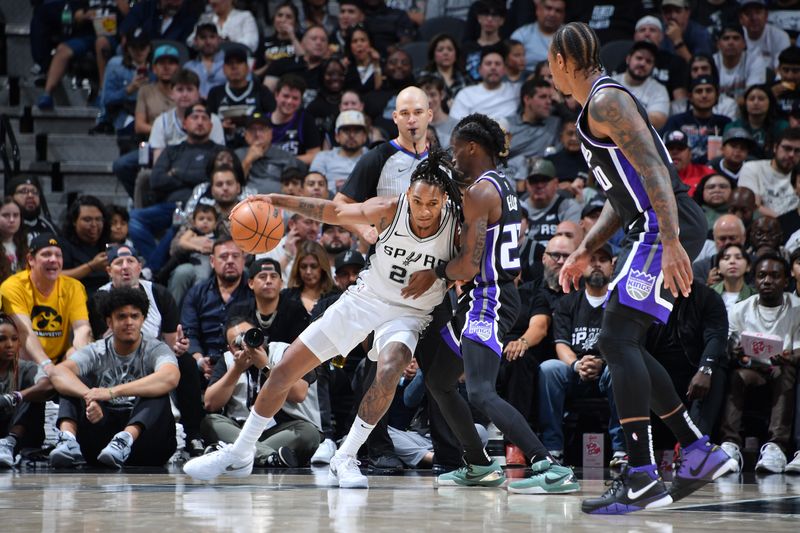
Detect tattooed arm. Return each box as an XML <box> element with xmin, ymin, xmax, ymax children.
<box><xmin>443</xmin><ymin>182</ymin><xmax>494</xmax><ymax>282</ymax></box>
<box><xmin>581</xmin><ymin>200</ymin><xmax>621</xmax><ymax>254</ymax></box>
<box><xmin>250</xmin><ymin>194</ymin><xmax>398</xmax><ymax>233</ymax></box>
<box><xmin>587</xmin><ymin>87</ymin><xmax>693</xmax><ymax>297</ymax></box>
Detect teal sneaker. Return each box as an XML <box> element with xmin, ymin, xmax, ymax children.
<box><xmin>507</xmin><ymin>459</ymin><xmax>581</xmax><ymax>494</ymax></box>
<box><xmin>436</xmin><ymin>459</ymin><xmax>506</xmax><ymax>487</ymax></box>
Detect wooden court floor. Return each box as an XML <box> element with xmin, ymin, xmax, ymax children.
<box><xmin>1</xmin><ymin>466</ymin><xmax>799</xmax><ymax>532</ymax></box>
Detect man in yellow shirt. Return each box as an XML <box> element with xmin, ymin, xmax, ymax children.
<box><xmin>0</xmin><ymin>234</ymin><xmax>92</xmax><ymax>370</ymax></box>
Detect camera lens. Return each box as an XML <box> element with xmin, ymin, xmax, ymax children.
<box><xmin>243</xmin><ymin>327</ymin><xmax>265</xmax><ymax>348</ymax></box>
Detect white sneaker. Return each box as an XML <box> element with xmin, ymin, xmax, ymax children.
<box><xmin>0</xmin><ymin>437</ymin><xmax>15</xmax><ymax>467</ymax></box>
<box><xmin>785</xmin><ymin>451</ymin><xmax>800</xmax><ymax>474</ymax></box>
<box><xmin>97</xmin><ymin>432</ymin><xmax>132</xmax><ymax>468</ymax></box>
<box><xmin>755</xmin><ymin>442</ymin><xmax>786</xmax><ymax>474</ymax></box>
<box><xmin>49</xmin><ymin>431</ymin><xmax>85</xmax><ymax>468</ymax></box>
<box><xmin>720</xmin><ymin>442</ymin><xmax>743</xmax><ymax>473</ymax></box>
<box><xmin>311</xmin><ymin>438</ymin><xmax>337</xmax><ymax>465</ymax></box>
<box><xmin>328</xmin><ymin>453</ymin><xmax>368</xmax><ymax>488</ymax></box>
<box><xmin>183</xmin><ymin>443</ymin><xmax>254</xmax><ymax>481</ymax></box>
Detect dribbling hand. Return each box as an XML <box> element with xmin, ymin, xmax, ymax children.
<box><xmin>559</xmin><ymin>247</ymin><xmax>591</xmax><ymax>293</ymax></box>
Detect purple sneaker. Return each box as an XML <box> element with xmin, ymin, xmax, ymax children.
<box><xmin>581</xmin><ymin>465</ymin><xmax>672</xmax><ymax>515</ymax></box>
<box><xmin>670</xmin><ymin>435</ymin><xmax>738</xmax><ymax>501</ymax></box>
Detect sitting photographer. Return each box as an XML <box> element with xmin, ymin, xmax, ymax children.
<box><xmin>200</xmin><ymin>316</ymin><xmax>322</xmax><ymax>467</ymax></box>
<box><xmin>536</xmin><ymin>244</ymin><xmax>625</xmax><ymax>466</ymax></box>
<box><xmin>719</xmin><ymin>252</ymin><xmax>800</xmax><ymax>474</ymax></box>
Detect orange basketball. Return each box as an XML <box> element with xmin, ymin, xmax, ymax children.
<box><xmin>229</xmin><ymin>199</ymin><xmax>285</xmax><ymax>254</ymax></box>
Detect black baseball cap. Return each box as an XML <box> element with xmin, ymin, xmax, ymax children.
<box><xmin>248</xmin><ymin>257</ymin><xmax>282</xmax><ymax>278</ymax></box>
<box><xmin>596</xmin><ymin>243</ymin><xmax>614</xmax><ymax>260</ymax></box>
<box><xmin>581</xmin><ymin>198</ymin><xmax>605</xmax><ymax>218</ymax></box>
<box><xmin>107</xmin><ymin>244</ymin><xmax>141</xmax><ymax>264</ymax></box>
<box><xmin>246</xmin><ymin>111</ymin><xmax>271</xmax><ymax>128</ymax></box>
<box><xmin>224</xmin><ymin>46</ymin><xmax>249</xmax><ymax>64</ymax></box>
<box><xmin>690</xmin><ymin>75</ymin><xmax>717</xmax><ymax>90</ymax></box>
<box><xmin>335</xmin><ymin>250</ymin><xmax>365</xmax><ymax>270</ymax></box>
<box><xmin>664</xmin><ymin>130</ymin><xmax>689</xmax><ymax>149</ymax></box>
<box><xmin>29</xmin><ymin>233</ymin><xmax>62</xmax><ymax>255</ymax></box>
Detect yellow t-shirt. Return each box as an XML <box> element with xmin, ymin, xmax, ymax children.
<box><xmin>0</xmin><ymin>270</ymin><xmax>89</xmax><ymax>362</ymax></box>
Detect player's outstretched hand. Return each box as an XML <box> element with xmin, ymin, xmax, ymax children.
<box><xmin>661</xmin><ymin>240</ymin><xmax>693</xmax><ymax>298</ymax></box>
<box><xmin>230</xmin><ymin>195</ymin><xmax>271</xmax><ymax>220</ymax></box>
<box><xmin>401</xmin><ymin>269</ymin><xmax>438</xmax><ymax>299</ymax></box>
<box><xmin>559</xmin><ymin>247</ymin><xmax>591</xmax><ymax>293</ymax></box>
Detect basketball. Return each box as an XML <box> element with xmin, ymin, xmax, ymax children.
<box><xmin>229</xmin><ymin>199</ymin><xmax>285</xmax><ymax>254</ymax></box>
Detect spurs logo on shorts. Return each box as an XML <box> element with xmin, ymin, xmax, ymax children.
<box><xmin>467</xmin><ymin>320</ymin><xmax>493</xmax><ymax>342</ymax></box>
<box><xmin>626</xmin><ymin>269</ymin><xmax>656</xmax><ymax>301</ymax></box>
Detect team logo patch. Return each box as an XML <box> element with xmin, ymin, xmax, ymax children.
<box><xmin>626</xmin><ymin>269</ymin><xmax>656</xmax><ymax>301</ymax></box>
<box><xmin>467</xmin><ymin>320</ymin><xmax>493</xmax><ymax>342</ymax></box>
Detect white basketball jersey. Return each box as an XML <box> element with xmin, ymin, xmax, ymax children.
<box><xmin>361</xmin><ymin>194</ymin><xmax>459</xmax><ymax>311</ymax></box>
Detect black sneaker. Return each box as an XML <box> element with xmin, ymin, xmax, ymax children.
<box><xmin>187</xmin><ymin>438</ymin><xmax>205</xmax><ymax>458</ymax></box>
<box><xmin>368</xmin><ymin>454</ymin><xmax>404</xmax><ymax>474</ymax></box>
<box><xmin>581</xmin><ymin>465</ymin><xmax>673</xmax><ymax>515</ymax></box>
<box><xmin>264</xmin><ymin>446</ymin><xmax>298</xmax><ymax>468</ymax></box>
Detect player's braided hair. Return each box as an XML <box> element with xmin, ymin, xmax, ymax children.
<box><xmin>551</xmin><ymin>22</ymin><xmax>604</xmax><ymax>76</ymax></box>
<box><xmin>410</xmin><ymin>147</ymin><xmax>464</xmax><ymax>221</ymax></box>
<box><xmin>452</xmin><ymin>113</ymin><xmax>510</xmax><ymax>166</ymax></box>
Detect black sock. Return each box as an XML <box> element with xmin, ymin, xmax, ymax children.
<box><xmin>465</xmin><ymin>448</ymin><xmax>492</xmax><ymax>466</ymax></box>
<box><xmin>622</xmin><ymin>419</ymin><xmax>655</xmax><ymax>467</ymax></box>
<box><xmin>660</xmin><ymin>407</ymin><xmax>702</xmax><ymax>448</ymax></box>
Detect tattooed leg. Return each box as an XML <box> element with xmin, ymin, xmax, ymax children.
<box><xmin>357</xmin><ymin>343</ymin><xmax>413</xmax><ymax>424</ymax></box>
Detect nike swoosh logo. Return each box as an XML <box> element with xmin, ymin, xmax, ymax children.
<box><xmin>394</xmin><ymin>231</ymin><xmax>407</xmax><ymax>237</ymax></box>
<box><xmin>689</xmin><ymin>451</ymin><xmax>712</xmax><ymax>477</ymax></box>
<box><xmin>225</xmin><ymin>463</ymin><xmax>248</xmax><ymax>472</ymax></box>
<box><xmin>627</xmin><ymin>479</ymin><xmax>658</xmax><ymax>500</ymax></box>
<box><xmin>544</xmin><ymin>473</ymin><xmax>570</xmax><ymax>485</ymax></box>
<box><xmin>465</xmin><ymin>470</ymin><xmax>501</xmax><ymax>481</ymax></box>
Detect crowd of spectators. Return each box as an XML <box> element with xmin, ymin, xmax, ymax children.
<box><xmin>3</xmin><ymin>0</ymin><xmax>800</xmax><ymax>476</ymax></box>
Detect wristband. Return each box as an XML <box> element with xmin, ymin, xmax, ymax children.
<box><xmin>518</xmin><ymin>337</ymin><xmax>529</xmax><ymax>349</ymax></box>
<box><xmin>435</xmin><ymin>261</ymin><xmax>452</xmax><ymax>282</ymax></box>
<box><xmin>108</xmin><ymin>388</ymin><xmax>116</xmax><ymax>399</ymax></box>
<box><xmin>571</xmin><ymin>360</ymin><xmax>580</xmax><ymax>374</ymax></box>
<box><xmin>39</xmin><ymin>359</ymin><xmax>53</xmax><ymax>369</ymax></box>
<box><xmin>11</xmin><ymin>391</ymin><xmax>23</xmax><ymax>406</ymax></box>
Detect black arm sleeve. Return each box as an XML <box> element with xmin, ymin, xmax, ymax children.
<box><xmin>339</xmin><ymin>143</ymin><xmax>389</xmax><ymax>202</ymax></box>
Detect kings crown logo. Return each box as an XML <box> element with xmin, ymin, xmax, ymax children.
<box><xmin>626</xmin><ymin>269</ymin><xmax>656</xmax><ymax>301</ymax></box>
<box><xmin>467</xmin><ymin>320</ymin><xmax>493</xmax><ymax>342</ymax></box>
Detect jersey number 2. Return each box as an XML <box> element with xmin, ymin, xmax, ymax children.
<box><xmin>500</xmin><ymin>223</ymin><xmax>521</xmax><ymax>270</ymax></box>
<box><xmin>389</xmin><ymin>265</ymin><xmax>407</xmax><ymax>284</ymax></box>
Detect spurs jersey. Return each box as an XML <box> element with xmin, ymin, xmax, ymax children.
<box><xmin>361</xmin><ymin>194</ymin><xmax>458</xmax><ymax>311</ymax></box>
<box><xmin>470</xmin><ymin>170</ymin><xmax>522</xmax><ymax>287</ymax></box>
<box><xmin>576</xmin><ymin>76</ymin><xmax>689</xmax><ymax>233</ymax></box>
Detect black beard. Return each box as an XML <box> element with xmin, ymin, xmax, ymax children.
<box><xmin>21</xmin><ymin>205</ymin><xmax>41</xmax><ymax>220</ymax></box>
<box><xmin>220</xmin><ymin>272</ymin><xmax>240</xmax><ymax>283</ymax></box>
<box><xmin>543</xmin><ymin>267</ymin><xmax>560</xmax><ymax>290</ymax></box>
<box><xmin>585</xmin><ymin>271</ymin><xmax>610</xmax><ymax>288</ymax></box>
<box><xmin>324</xmin><ymin>242</ymin><xmax>348</xmax><ymax>255</ymax></box>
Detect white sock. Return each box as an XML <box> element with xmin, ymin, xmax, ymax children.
<box><xmin>338</xmin><ymin>416</ymin><xmax>375</xmax><ymax>458</ymax></box>
<box><xmin>230</xmin><ymin>409</ymin><xmax>271</xmax><ymax>459</ymax></box>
